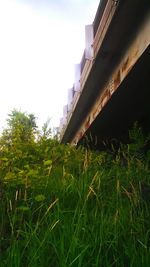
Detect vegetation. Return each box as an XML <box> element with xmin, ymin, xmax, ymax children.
<box><xmin>1</xmin><ymin>110</ymin><xmax>150</xmax><ymax>266</ymax></box>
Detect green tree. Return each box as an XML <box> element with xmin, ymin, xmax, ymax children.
<box><xmin>0</xmin><ymin>109</ymin><xmax>37</xmax><ymax>147</ymax></box>
<box><xmin>0</xmin><ymin>110</ymin><xmax>38</xmax><ymax>176</ymax></box>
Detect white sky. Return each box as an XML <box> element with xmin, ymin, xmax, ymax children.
<box><xmin>0</xmin><ymin>0</ymin><xmax>100</xmax><ymax>131</ymax></box>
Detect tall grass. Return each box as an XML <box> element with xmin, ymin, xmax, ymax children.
<box><xmin>1</xmin><ymin>127</ymin><xmax>150</xmax><ymax>266</ymax></box>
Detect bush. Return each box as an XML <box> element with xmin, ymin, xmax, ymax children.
<box><xmin>1</xmin><ymin>114</ymin><xmax>150</xmax><ymax>266</ymax></box>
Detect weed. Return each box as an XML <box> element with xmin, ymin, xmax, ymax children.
<box><xmin>1</xmin><ymin>113</ymin><xmax>150</xmax><ymax>266</ymax></box>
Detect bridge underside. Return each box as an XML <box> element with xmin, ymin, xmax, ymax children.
<box><xmin>79</xmin><ymin>45</ymin><xmax>150</xmax><ymax>149</ymax></box>
<box><xmin>60</xmin><ymin>0</ymin><xmax>150</xmax><ymax>149</ymax></box>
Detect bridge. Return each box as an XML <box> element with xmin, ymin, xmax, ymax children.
<box><xmin>59</xmin><ymin>0</ymin><xmax>150</xmax><ymax>148</ymax></box>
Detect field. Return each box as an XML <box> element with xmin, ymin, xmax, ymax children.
<box><xmin>1</xmin><ymin>112</ymin><xmax>150</xmax><ymax>266</ymax></box>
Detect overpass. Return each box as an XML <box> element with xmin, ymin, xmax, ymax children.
<box><xmin>59</xmin><ymin>0</ymin><xmax>150</xmax><ymax>148</ymax></box>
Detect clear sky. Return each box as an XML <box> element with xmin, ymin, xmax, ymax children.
<box><xmin>0</xmin><ymin>0</ymin><xmax>100</xmax><ymax>131</ymax></box>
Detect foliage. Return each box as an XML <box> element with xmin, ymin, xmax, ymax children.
<box><xmin>1</xmin><ymin>109</ymin><xmax>37</xmax><ymax>146</ymax></box>
<box><xmin>0</xmin><ymin>113</ymin><xmax>150</xmax><ymax>266</ymax></box>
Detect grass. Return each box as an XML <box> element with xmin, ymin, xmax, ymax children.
<box><xmin>1</xmin><ymin>127</ymin><xmax>150</xmax><ymax>266</ymax></box>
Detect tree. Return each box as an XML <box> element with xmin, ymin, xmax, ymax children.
<box><xmin>0</xmin><ymin>109</ymin><xmax>37</xmax><ymax>148</ymax></box>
